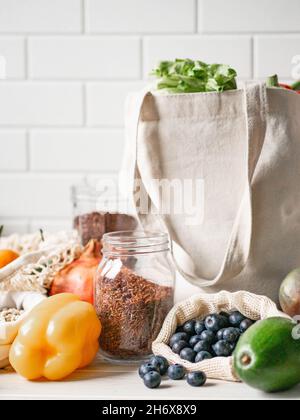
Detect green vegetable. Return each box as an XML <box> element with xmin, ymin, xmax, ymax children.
<box><xmin>291</xmin><ymin>80</ymin><xmax>300</xmax><ymax>91</ymax></box>
<box><xmin>151</xmin><ymin>59</ymin><xmax>237</xmax><ymax>93</ymax></box>
<box><xmin>279</xmin><ymin>268</ymin><xmax>300</xmax><ymax>317</ymax></box>
<box><xmin>39</xmin><ymin>228</ymin><xmax>45</xmax><ymax>242</ymax></box>
<box><xmin>266</xmin><ymin>74</ymin><xmax>279</xmax><ymax>87</ymax></box>
<box><xmin>234</xmin><ymin>317</ymin><xmax>300</xmax><ymax>393</ymax></box>
<box><xmin>266</xmin><ymin>74</ymin><xmax>300</xmax><ymax>93</ymax></box>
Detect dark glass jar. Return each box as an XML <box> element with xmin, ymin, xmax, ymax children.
<box><xmin>71</xmin><ymin>180</ymin><xmax>137</xmax><ymax>246</ymax></box>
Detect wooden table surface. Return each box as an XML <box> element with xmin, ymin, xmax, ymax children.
<box><xmin>0</xmin><ymin>354</ymin><xmax>299</xmax><ymax>400</ymax></box>
<box><xmin>1</xmin><ymin>277</ymin><xmax>299</xmax><ymax>400</ymax></box>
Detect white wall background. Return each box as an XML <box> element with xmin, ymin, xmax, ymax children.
<box><xmin>0</xmin><ymin>0</ymin><xmax>299</xmax><ymax>235</ymax></box>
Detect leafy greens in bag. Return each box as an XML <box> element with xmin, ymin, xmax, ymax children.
<box><xmin>152</xmin><ymin>59</ymin><xmax>237</xmax><ymax>93</ymax></box>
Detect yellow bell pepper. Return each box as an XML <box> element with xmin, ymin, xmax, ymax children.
<box><xmin>9</xmin><ymin>293</ymin><xmax>101</xmax><ymax>381</ymax></box>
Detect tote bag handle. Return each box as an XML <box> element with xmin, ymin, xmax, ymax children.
<box><xmin>128</xmin><ymin>82</ymin><xmax>268</xmax><ymax>287</ymax></box>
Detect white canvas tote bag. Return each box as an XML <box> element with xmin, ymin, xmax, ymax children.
<box><xmin>122</xmin><ymin>82</ymin><xmax>300</xmax><ymax>303</ymax></box>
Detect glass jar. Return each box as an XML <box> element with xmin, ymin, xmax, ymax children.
<box><xmin>94</xmin><ymin>231</ymin><xmax>175</xmax><ymax>364</ymax></box>
<box><xmin>71</xmin><ymin>179</ymin><xmax>137</xmax><ymax>246</ymax></box>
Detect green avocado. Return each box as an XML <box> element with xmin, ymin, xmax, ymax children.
<box><xmin>234</xmin><ymin>317</ymin><xmax>300</xmax><ymax>393</ymax></box>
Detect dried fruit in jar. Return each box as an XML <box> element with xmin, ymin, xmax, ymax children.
<box><xmin>74</xmin><ymin>212</ymin><xmax>137</xmax><ymax>246</ymax></box>
<box><xmin>95</xmin><ymin>265</ymin><xmax>173</xmax><ymax>359</ymax></box>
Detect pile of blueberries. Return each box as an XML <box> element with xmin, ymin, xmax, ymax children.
<box><xmin>138</xmin><ymin>311</ymin><xmax>254</xmax><ymax>389</ymax></box>
<box><xmin>170</xmin><ymin>311</ymin><xmax>254</xmax><ymax>363</ymax></box>
<box><xmin>139</xmin><ymin>355</ymin><xmax>206</xmax><ymax>389</ymax></box>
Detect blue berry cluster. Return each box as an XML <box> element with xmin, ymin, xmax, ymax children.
<box><xmin>169</xmin><ymin>311</ymin><xmax>254</xmax><ymax>363</ymax></box>
<box><xmin>138</xmin><ymin>355</ymin><xmax>207</xmax><ymax>389</ymax></box>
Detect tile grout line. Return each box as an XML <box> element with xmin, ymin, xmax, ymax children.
<box><xmin>140</xmin><ymin>37</ymin><xmax>144</xmax><ymax>80</ymax></box>
<box><xmin>0</xmin><ymin>30</ymin><xmax>300</xmax><ymax>36</ymax></box>
<box><xmin>5</xmin><ymin>31</ymin><xmax>300</xmax><ymax>36</ymax></box>
<box><xmin>25</xmin><ymin>130</ymin><xmax>31</xmax><ymax>172</ymax></box>
<box><xmin>0</xmin><ymin>125</ymin><xmax>125</xmax><ymax>129</ymax></box>
<box><xmin>194</xmin><ymin>0</ymin><xmax>198</xmax><ymax>33</ymax></box>
<box><xmin>81</xmin><ymin>0</ymin><xmax>86</xmax><ymax>34</ymax></box>
<box><xmin>0</xmin><ymin>78</ymin><xmax>146</xmax><ymax>83</ymax></box>
<box><xmin>82</xmin><ymin>83</ymin><xmax>87</xmax><ymax>126</ymax></box>
<box><xmin>252</xmin><ymin>36</ymin><xmax>254</xmax><ymax>79</ymax></box>
<box><xmin>252</xmin><ymin>36</ymin><xmax>256</xmax><ymax>79</ymax></box>
<box><xmin>24</xmin><ymin>37</ymin><xmax>28</xmax><ymax>79</ymax></box>
<box><xmin>0</xmin><ymin>170</ymin><xmax>118</xmax><ymax>176</ymax></box>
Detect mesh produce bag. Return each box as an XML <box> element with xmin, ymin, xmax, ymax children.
<box><xmin>0</xmin><ymin>231</ymin><xmax>81</xmax><ymax>368</ymax></box>
<box><xmin>152</xmin><ymin>290</ymin><xmax>290</xmax><ymax>382</ymax></box>
<box><xmin>0</xmin><ymin>230</ymin><xmax>79</xmax><ymax>255</ymax></box>
<box><xmin>0</xmin><ymin>231</ymin><xmax>81</xmax><ymax>293</ymax></box>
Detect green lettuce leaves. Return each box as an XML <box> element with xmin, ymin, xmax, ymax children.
<box><xmin>151</xmin><ymin>59</ymin><xmax>237</xmax><ymax>93</ymax></box>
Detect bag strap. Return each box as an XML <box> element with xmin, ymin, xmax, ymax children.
<box><xmin>130</xmin><ymin>82</ymin><xmax>268</xmax><ymax>287</ymax></box>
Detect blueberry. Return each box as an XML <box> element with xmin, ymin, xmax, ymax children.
<box><xmin>148</xmin><ymin>356</ymin><xmax>160</xmax><ymax>370</ymax></box>
<box><xmin>228</xmin><ymin>342</ymin><xmax>236</xmax><ymax>354</ymax></box>
<box><xmin>172</xmin><ymin>340</ymin><xmax>188</xmax><ymax>354</ymax></box>
<box><xmin>229</xmin><ymin>311</ymin><xmax>246</xmax><ymax>327</ymax></box>
<box><xmin>143</xmin><ymin>371</ymin><xmax>161</xmax><ymax>389</ymax></box>
<box><xmin>217</xmin><ymin>328</ymin><xmax>226</xmax><ymax>341</ymax></box>
<box><xmin>189</xmin><ymin>335</ymin><xmax>202</xmax><ymax>347</ymax></box>
<box><xmin>186</xmin><ymin>371</ymin><xmax>207</xmax><ymax>387</ymax></box>
<box><xmin>240</xmin><ymin>319</ymin><xmax>254</xmax><ymax>333</ymax></box>
<box><xmin>212</xmin><ymin>340</ymin><xmax>232</xmax><ymax>357</ymax></box>
<box><xmin>223</xmin><ymin>327</ymin><xmax>240</xmax><ymax>343</ymax></box>
<box><xmin>182</xmin><ymin>320</ymin><xmax>196</xmax><ymax>335</ymax></box>
<box><xmin>167</xmin><ymin>364</ymin><xmax>186</xmax><ymax>380</ymax></box>
<box><xmin>175</xmin><ymin>325</ymin><xmax>184</xmax><ymax>333</ymax></box>
<box><xmin>180</xmin><ymin>347</ymin><xmax>197</xmax><ymax>363</ymax></box>
<box><xmin>219</xmin><ymin>311</ymin><xmax>230</xmax><ymax>319</ymax></box>
<box><xmin>169</xmin><ymin>332</ymin><xmax>189</xmax><ymax>347</ymax></box>
<box><xmin>205</xmin><ymin>314</ymin><xmax>227</xmax><ymax>332</ymax></box>
<box><xmin>149</xmin><ymin>355</ymin><xmax>169</xmax><ymax>376</ymax></box>
<box><xmin>200</xmin><ymin>330</ymin><xmax>217</xmax><ymax>344</ymax></box>
<box><xmin>195</xmin><ymin>351</ymin><xmax>213</xmax><ymax>363</ymax></box>
<box><xmin>138</xmin><ymin>362</ymin><xmax>159</xmax><ymax>378</ymax></box>
<box><xmin>193</xmin><ymin>340</ymin><xmax>211</xmax><ymax>353</ymax></box>
<box><xmin>194</xmin><ymin>320</ymin><xmax>206</xmax><ymax>335</ymax></box>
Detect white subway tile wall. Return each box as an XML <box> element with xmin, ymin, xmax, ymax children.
<box><xmin>0</xmin><ymin>37</ymin><xmax>25</xmax><ymax>78</ymax></box>
<box><xmin>0</xmin><ymin>130</ymin><xmax>27</xmax><ymax>171</ymax></box>
<box><xmin>0</xmin><ymin>0</ymin><xmax>298</xmax><ymax>234</ymax></box>
<box><xmin>254</xmin><ymin>35</ymin><xmax>300</xmax><ymax>79</ymax></box>
<box><xmin>198</xmin><ymin>0</ymin><xmax>300</xmax><ymax>33</ymax></box>
<box><xmin>86</xmin><ymin>81</ymin><xmax>145</xmax><ymax>126</ymax></box>
<box><xmin>0</xmin><ymin>82</ymin><xmax>83</xmax><ymax>125</ymax></box>
<box><xmin>85</xmin><ymin>0</ymin><xmax>196</xmax><ymax>34</ymax></box>
<box><xmin>143</xmin><ymin>36</ymin><xmax>252</xmax><ymax>79</ymax></box>
<box><xmin>0</xmin><ymin>0</ymin><xmax>82</xmax><ymax>33</ymax></box>
<box><xmin>30</xmin><ymin>129</ymin><xmax>124</xmax><ymax>172</ymax></box>
<box><xmin>28</xmin><ymin>37</ymin><xmax>141</xmax><ymax>79</ymax></box>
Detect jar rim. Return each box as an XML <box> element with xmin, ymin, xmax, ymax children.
<box><xmin>71</xmin><ymin>185</ymin><xmax>129</xmax><ymax>204</ymax></box>
<box><xmin>102</xmin><ymin>230</ymin><xmax>169</xmax><ymax>254</ymax></box>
